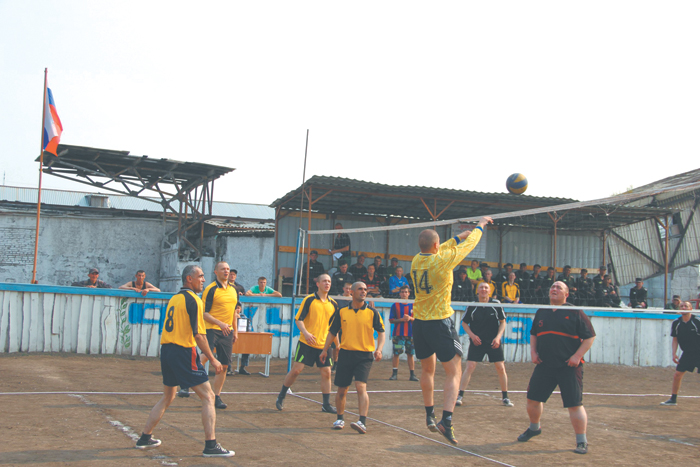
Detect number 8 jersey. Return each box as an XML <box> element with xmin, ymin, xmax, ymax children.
<box><xmin>160</xmin><ymin>288</ymin><xmax>207</xmax><ymax>348</ymax></box>
<box><xmin>410</xmin><ymin>228</ymin><xmax>483</xmax><ymax>321</ymax></box>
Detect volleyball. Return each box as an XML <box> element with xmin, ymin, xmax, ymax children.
<box><xmin>506</xmin><ymin>173</ymin><xmax>528</xmax><ymax>194</ymax></box>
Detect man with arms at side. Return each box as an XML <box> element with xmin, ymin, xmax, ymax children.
<box><xmin>320</xmin><ymin>282</ymin><xmax>385</xmax><ymax>434</ymax></box>
<box><xmin>135</xmin><ymin>265</ymin><xmax>233</xmax><ymax>457</ymax></box>
<box><xmin>540</xmin><ymin>267</ymin><xmax>556</xmax><ymax>304</ymax></box>
<box><xmin>528</xmin><ymin>264</ymin><xmax>543</xmax><ymax>304</ymax></box>
<box><xmin>348</xmin><ymin>254</ymin><xmax>368</xmax><ymax>279</ymax></box>
<box><xmin>276</xmin><ymin>274</ymin><xmax>338</xmax><ymax>414</ymax></box>
<box><xmin>629</xmin><ymin>278</ymin><xmax>648</xmax><ymax>309</ymax></box>
<box><xmin>451</xmin><ymin>267</ymin><xmax>475</xmax><ymax>303</ymax></box>
<box><xmin>388</xmin><ymin>285</ymin><xmax>419</xmax><ymax>381</ymax></box>
<box><xmin>457</xmin><ymin>282</ymin><xmax>513</xmax><ymax>408</ymax></box>
<box><xmin>515</xmin><ymin>263</ymin><xmax>530</xmax><ymax>303</ymax></box>
<box><xmin>476</xmin><ymin>269</ymin><xmax>497</xmax><ymax>300</ymax></box>
<box><xmin>72</xmin><ymin>268</ymin><xmax>111</xmax><ymax>288</ymax></box>
<box><xmin>575</xmin><ymin>269</ymin><xmax>594</xmax><ymax>307</ymax></box>
<box><xmin>557</xmin><ymin>265</ymin><xmax>577</xmax><ymax>305</ymax></box>
<box><xmin>592</xmin><ymin>266</ymin><xmax>607</xmax><ymax>292</ymax></box>
<box><xmin>517</xmin><ymin>281</ymin><xmax>596</xmax><ymax>455</ymax></box>
<box><xmin>660</xmin><ymin>301</ymin><xmax>700</xmax><ymax>406</ymax></box>
<box><xmin>245</xmin><ymin>277</ymin><xmax>282</xmax><ymax>298</ymax></box>
<box><xmin>411</xmin><ymin>216</ymin><xmax>492</xmax><ymax>445</ymax></box>
<box><xmin>119</xmin><ymin>270</ymin><xmax>160</xmax><ymax>296</ymax></box>
<box><xmin>331</xmin><ymin>260</ymin><xmax>355</xmax><ymax>295</ymax></box>
<box><xmin>301</xmin><ymin>250</ymin><xmax>325</xmax><ymax>294</ymax></box>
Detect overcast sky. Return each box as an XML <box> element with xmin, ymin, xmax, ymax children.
<box><xmin>1</xmin><ymin>1</ymin><xmax>698</xmax><ymax>206</ymax></box>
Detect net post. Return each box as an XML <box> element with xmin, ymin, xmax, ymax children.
<box><xmin>287</xmin><ymin>227</ymin><xmax>304</xmax><ymax>372</ymax></box>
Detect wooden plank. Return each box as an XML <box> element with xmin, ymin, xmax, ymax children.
<box><xmin>146</xmin><ymin>300</ymin><xmax>161</xmax><ymax>357</ymax></box>
<box><xmin>20</xmin><ymin>293</ymin><xmax>31</xmax><ymax>352</ymax></box>
<box><xmin>102</xmin><ymin>296</ymin><xmax>118</xmax><ymax>354</ymax></box>
<box><xmin>62</xmin><ymin>295</ymin><xmax>74</xmax><ymax>352</ymax></box>
<box><xmin>76</xmin><ymin>296</ymin><xmax>92</xmax><ymax>353</ymax></box>
<box><xmin>42</xmin><ymin>293</ymin><xmax>55</xmax><ymax>352</ymax></box>
<box><xmin>90</xmin><ymin>295</ymin><xmax>103</xmax><ymax>355</ymax></box>
<box><xmin>0</xmin><ymin>292</ymin><xmax>11</xmax><ymax>352</ymax></box>
<box><xmin>51</xmin><ymin>294</ymin><xmax>64</xmax><ymax>352</ymax></box>
<box><xmin>8</xmin><ymin>292</ymin><xmax>23</xmax><ymax>353</ymax></box>
<box><xmin>28</xmin><ymin>293</ymin><xmax>42</xmax><ymax>352</ymax></box>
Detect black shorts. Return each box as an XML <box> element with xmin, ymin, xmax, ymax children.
<box><xmin>527</xmin><ymin>363</ymin><xmax>584</xmax><ymax>408</ymax></box>
<box><xmin>160</xmin><ymin>343</ymin><xmax>210</xmax><ymax>388</ymax></box>
<box><xmin>334</xmin><ymin>349</ymin><xmax>373</xmax><ymax>387</ymax></box>
<box><xmin>413</xmin><ymin>318</ymin><xmax>463</xmax><ymax>362</ymax></box>
<box><xmin>206</xmin><ymin>329</ymin><xmax>233</xmax><ymax>367</ymax></box>
<box><xmin>676</xmin><ymin>351</ymin><xmax>700</xmax><ymax>373</ymax></box>
<box><xmin>293</xmin><ymin>341</ymin><xmax>332</xmax><ymax>368</ymax></box>
<box><xmin>466</xmin><ymin>342</ymin><xmax>505</xmax><ymax>363</ymax></box>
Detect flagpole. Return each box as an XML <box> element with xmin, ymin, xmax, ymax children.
<box><xmin>31</xmin><ymin>68</ymin><xmax>48</xmax><ymax>284</ymax></box>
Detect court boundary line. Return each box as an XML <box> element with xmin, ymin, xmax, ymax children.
<box><xmin>291</xmin><ymin>392</ymin><xmax>517</xmax><ymax>467</ymax></box>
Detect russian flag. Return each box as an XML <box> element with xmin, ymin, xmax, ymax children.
<box><xmin>43</xmin><ymin>86</ymin><xmax>63</xmax><ymax>156</ymax></box>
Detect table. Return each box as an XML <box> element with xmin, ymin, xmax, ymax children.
<box><xmin>232</xmin><ymin>332</ymin><xmax>274</xmax><ymax>377</ymax></box>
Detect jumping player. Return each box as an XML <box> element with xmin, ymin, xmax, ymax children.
<box><xmin>135</xmin><ymin>265</ymin><xmax>234</xmax><ymax>457</ymax></box>
<box><xmin>276</xmin><ymin>274</ymin><xmax>338</xmax><ymax>413</ymax></box>
<box><xmin>410</xmin><ymin>216</ymin><xmax>492</xmax><ymax>445</ymax></box>
<box><xmin>517</xmin><ymin>281</ymin><xmax>595</xmax><ymax>455</ymax></box>
<box><xmin>660</xmin><ymin>301</ymin><xmax>700</xmax><ymax>406</ymax></box>
<box><xmin>456</xmin><ymin>281</ymin><xmax>513</xmax><ymax>408</ymax></box>
<box><xmin>389</xmin><ymin>285</ymin><xmax>418</xmax><ymax>381</ymax></box>
<box><xmin>320</xmin><ymin>282</ymin><xmax>385</xmax><ymax>434</ymax></box>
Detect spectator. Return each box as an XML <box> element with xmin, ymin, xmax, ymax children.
<box><xmin>371</xmin><ymin>256</ymin><xmax>386</xmax><ymax>280</ymax></box>
<box><xmin>383</xmin><ymin>257</ymin><xmax>400</xmax><ymax>281</ymax></box>
<box><xmin>452</xmin><ymin>267</ymin><xmax>475</xmax><ymax>302</ymax></box>
<box><xmin>540</xmin><ymin>268</ymin><xmax>557</xmax><ymax>304</ymax></box>
<box><xmin>575</xmin><ymin>269</ymin><xmax>594</xmax><ymax>307</ymax></box>
<box><xmin>528</xmin><ymin>264</ymin><xmax>543</xmax><ymax>304</ymax></box>
<box><xmin>331</xmin><ymin>260</ymin><xmax>355</xmax><ymax>295</ymax></box>
<box><xmin>477</xmin><ymin>269</ymin><xmax>497</xmax><ymax>300</ymax></box>
<box><xmin>336</xmin><ymin>282</ymin><xmax>353</xmax><ymax>309</ymax></box>
<box><xmin>388</xmin><ymin>266</ymin><xmax>409</xmax><ymax>297</ymax></box>
<box><xmin>479</xmin><ymin>262</ymin><xmax>490</xmax><ymax>279</ymax></box>
<box><xmin>360</xmin><ymin>264</ymin><xmax>384</xmax><ymax>298</ymax></box>
<box><xmin>245</xmin><ymin>277</ymin><xmax>282</xmax><ymax>298</ymax></box>
<box><xmin>301</xmin><ymin>250</ymin><xmax>325</xmax><ymax>293</ymax></box>
<box><xmin>501</xmin><ymin>272</ymin><xmax>521</xmax><ymax>304</ymax></box>
<box><xmin>388</xmin><ymin>286</ymin><xmax>418</xmax><ymax>382</ymax></box>
<box><xmin>119</xmin><ymin>270</ymin><xmax>160</xmax><ymax>296</ymax></box>
<box><xmin>495</xmin><ymin>263</ymin><xmax>513</xmax><ymax>292</ymax></box>
<box><xmin>665</xmin><ymin>295</ymin><xmax>682</xmax><ymax>310</ymax></box>
<box><xmin>72</xmin><ymin>268</ymin><xmax>111</xmax><ymax>288</ymax></box>
<box><xmin>557</xmin><ymin>266</ymin><xmax>577</xmax><ymax>304</ymax></box>
<box><xmin>592</xmin><ymin>266</ymin><xmax>607</xmax><ymax>291</ymax></box>
<box><xmin>348</xmin><ymin>254</ymin><xmax>367</xmax><ymax>278</ymax></box>
<box><xmin>466</xmin><ymin>259</ymin><xmax>483</xmax><ymax>287</ymax></box>
<box><xmin>228</xmin><ymin>269</ymin><xmax>246</xmax><ymax>296</ymax></box>
<box><xmin>515</xmin><ymin>263</ymin><xmax>530</xmax><ymax>302</ymax></box>
<box><xmin>596</xmin><ymin>275</ymin><xmax>621</xmax><ymax>308</ymax></box>
<box><xmin>629</xmin><ymin>278</ymin><xmax>648</xmax><ymax>309</ymax></box>
<box><xmin>329</xmin><ymin>223</ymin><xmax>351</xmax><ymax>263</ymax></box>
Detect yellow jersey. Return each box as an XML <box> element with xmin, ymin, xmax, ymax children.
<box><xmin>295</xmin><ymin>293</ymin><xmax>338</xmax><ymax>349</ymax></box>
<box><xmin>202</xmin><ymin>279</ymin><xmax>238</xmax><ymax>330</ymax></box>
<box><xmin>411</xmin><ymin>228</ymin><xmax>483</xmax><ymax>320</ymax></box>
<box><xmin>329</xmin><ymin>302</ymin><xmax>385</xmax><ymax>352</ymax></box>
<box><xmin>502</xmin><ymin>282</ymin><xmax>520</xmax><ymax>302</ymax></box>
<box><xmin>160</xmin><ymin>288</ymin><xmax>206</xmax><ymax>348</ymax></box>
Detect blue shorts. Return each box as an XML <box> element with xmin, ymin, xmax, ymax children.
<box><xmin>160</xmin><ymin>343</ymin><xmax>210</xmax><ymax>388</ymax></box>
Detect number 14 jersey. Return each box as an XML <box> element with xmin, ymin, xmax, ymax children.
<box><xmin>411</xmin><ymin>228</ymin><xmax>483</xmax><ymax>321</ymax></box>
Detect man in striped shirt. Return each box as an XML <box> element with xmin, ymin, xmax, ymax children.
<box><xmin>389</xmin><ymin>286</ymin><xmax>418</xmax><ymax>381</ymax></box>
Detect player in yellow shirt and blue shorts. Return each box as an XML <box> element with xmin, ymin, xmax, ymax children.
<box><xmin>410</xmin><ymin>216</ymin><xmax>492</xmax><ymax>445</ymax></box>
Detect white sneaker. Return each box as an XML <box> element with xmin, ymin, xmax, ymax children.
<box><xmin>351</xmin><ymin>420</ymin><xmax>367</xmax><ymax>434</ymax></box>
<box><xmin>502</xmin><ymin>398</ymin><xmax>514</xmax><ymax>407</ymax></box>
<box><xmin>455</xmin><ymin>395</ymin><xmax>463</xmax><ymax>406</ymax></box>
<box><xmin>332</xmin><ymin>419</ymin><xmax>345</xmax><ymax>430</ymax></box>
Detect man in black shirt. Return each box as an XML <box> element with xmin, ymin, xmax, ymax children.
<box><xmin>528</xmin><ymin>264</ymin><xmax>543</xmax><ymax>304</ymax></box>
<box><xmin>495</xmin><ymin>263</ymin><xmax>513</xmax><ymax>295</ymax></box>
<box><xmin>557</xmin><ymin>266</ymin><xmax>577</xmax><ymax>305</ymax></box>
<box><xmin>331</xmin><ymin>260</ymin><xmax>354</xmax><ymax>295</ymax></box>
<box><xmin>539</xmin><ymin>267</ymin><xmax>556</xmax><ymax>304</ymax></box>
<box><xmin>348</xmin><ymin>254</ymin><xmax>368</xmax><ymax>278</ymax></box>
<box><xmin>517</xmin><ymin>281</ymin><xmax>596</xmax><ymax>455</ymax></box>
<box><xmin>301</xmin><ymin>250</ymin><xmax>325</xmax><ymax>294</ymax></box>
<box><xmin>592</xmin><ymin>266</ymin><xmax>607</xmax><ymax>292</ymax></box>
<box><xmin>596</xmin><ymin>275</ymin><xmax>621</xmax><ymax>308</ymax></box>
<box><xmin>515</xmin><ymin>263</ymin><xmax>530</xmax><ymax>303</ymax></box>
<box><xmin>575</xmin><ymin>269</ymin><xmax>594</xmax><ymax>307</ymax></box>
<box><xmin>456</xmin><ymin>282</ymin><xmax>512</xmax><ymax>408</ymax></box>
<box><xmin>660</xmin><ymin>301</ymin><xmax>700</xmax><ymax>406</ymax></box>
<box><xmin>330</xmin><ymin>223</ymin><xmax>351</xmax><ymax>263</ymax></box>
<box><xmin>629</xmin><ymin>278</ymin><xmax>648</xmax><ymax>309</ymax></box>
<box><xmin>451</xmin><ymin>267</ymin><xmax>475</xmax><ymax>302</ymax></box>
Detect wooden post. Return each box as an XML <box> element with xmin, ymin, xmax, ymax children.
<box><xmin>31</xmin><ymin>68</ymin><xmax>49</xmax><ymax>284</ymax></box>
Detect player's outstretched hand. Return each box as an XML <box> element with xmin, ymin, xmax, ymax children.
<box><xmin>478</xmin><ymin>216</ymin><xmax>493</xmax><ymax>228</ymax></box>
<box><xmin>211</xmin><ymin>358</ymin><xmax>223</xmax><ymax>374</ymax></box>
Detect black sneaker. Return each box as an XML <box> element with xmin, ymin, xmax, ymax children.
<box><xmin>215</xmin><ymin>395</ymin><xmax>227</xmax><ymax>409</ymax></box>
<box><xmin>436</xmin><ymin>420</ymin><xmax>458</xmax><ymax>445</ymax></box>
<box><xmin>574</xmin><ymin>442</ymin><xmax>588</xmax><ymax>454</ymax></box>
<box><xmin>321</xmin><ymin>404</ymin><xmax>337</xmax><ymax>414</ymax></box>
<box><xmin>177</xmin><ymin>388</ymin><xmax>189</xmax><ymax>398</ymax></box>
<box><xmin>276</xmin><ymin>397</ymin><xmax>284</xmax><ymax>411</ymax></box>
<box><xmin>202</xmin><ymin>443</ymin><xmax>235</xmax><ymax>457</ymax></box>
<box><xmin>660</xmin><ymin>398</ymin><xmax>677</xmax><ymax>406</ymax></box>
<box><xmin>389</xmin><ymin>373</ymin><xmax>397</xmax><ymax>381</ymax></box>
<box><xmin>409</xmin><ymin>374</ymin><xmax>419</xmax><ymax>382</ymax></box>
<box><xmin>226</xmin><ymin>367</ymin><xmax>234</xmax><ymax>376</ymax></box>
<box><xmin>238</xmin><ymin>367</ymin><xmax>251</xmax><ymax>375</ymax></box>
<box><xmin>135</xmin><ymin>437</ymin><xmax>161</xmax><ymax>449</ymax></box>
<box><xmin>426</xmin><ymin>414</ymin><xmax>438</xmax><ymax>433</ymax></box>
<box><xmin>517</xmin><ymin>427</ymin><xmax>541</xmax><ymax>442</ymax></box>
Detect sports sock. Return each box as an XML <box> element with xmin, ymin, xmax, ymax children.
<box><xmin>502</xmin><ymin>391</ymin><xmax>508</xmax><ymax>399</ymax></box>
<box><xmin>205</xmin><ymin>439</ymin><xmax>217</xmax><ymax>449</ymax></box>
<box><xmin>410</xmin><ymin>370</ymin><xmax>416</xmax><ymax>377</ymax></box>
<box><xmin>425</xmin><ymin>406</ymin><xmax>435</xmax><ymax>417</ymax></box>
<box><xmin>392</xmin><ymin>368</ymin><xmax>398</xmax><ymax>372</ymax></box>
<box><xmin>670</xmin><ymin>394</ymin><xmax>677</xmax><ymax>402</ymax></box>
<box><xmin>530</xmin><ymin>422</ymin><xmax>540</xmax><ymax>431</ymax></box>
<box><xmin>323</xmin><ymin>393</ymin><xmax>331</xmax><ymax>405</ymax></box>
<box><xmin>576</xmin><ymin>433</ymin><xmax>587</xmax><ymax>444</ymax></box>
<box><xmin>441</xmin><ymin>411</ymin><xmax>453</xmax><ymax>427</ymax></box>
<box><xmin>138</xmin><ymin>433</ymin><xmax>152</xmax><ymax>443</ymax></box>
<box><xmin>279</xmin><ymin>385</ymin><xmax>289</xmax><ymax>399</ymax></box>
<box><xmin>337</xmin><ymin>414</ymin><xmax>344</xmax><ymax>421</ymax></box>
<box><xmin>458</xmin><ymin>390</ymin><xmax>465</xmax><ymax>397</ymax></box>
<box><xmin>359</xmin><ymin>415</ymin><xmax>366</xmax><ymax>424</ymax></box>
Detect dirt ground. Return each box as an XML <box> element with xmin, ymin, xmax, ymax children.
<box><xmin>0</xmin><ymin>354</ymin><xmax>698</xmax><ymax>467</ymax></box>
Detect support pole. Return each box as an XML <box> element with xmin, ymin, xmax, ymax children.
<box><xmin>664</xmin><ymin>215</ymin><xmax>670</xmax><ymax>306</ymax></box>
<box><xmin>31</xmin><ymin>68</ymin><xmax>49</xmax><ymax>284</ymax></box>
<box><xmin>287</xmin><ymin>228</ymin><xmax>304</xmax><ymax>372</ymax></box>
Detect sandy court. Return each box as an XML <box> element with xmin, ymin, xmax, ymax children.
<box><xmin>0</xmin><ymin>354</ymin><xmax>699</xmax><ymax>466</ymax></box>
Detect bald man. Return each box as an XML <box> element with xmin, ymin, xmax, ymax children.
<box><xmin>410</xmin><ymin>216</ymin><xmax>492</xmax><ymax>445</ymax></box>
<box><xmin>518</xmin><ymin>281</ymin><xmax>596</xmax><ymax>455</ymax></box>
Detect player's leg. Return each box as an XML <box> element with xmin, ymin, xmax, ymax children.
<box><xmin>283</xmin><ymin>361</ymin><xmax>305</xmax><ymax>387</ymax></box>
<box><xmin>333</xmin><ymin>350</ymin><xmax>353</xmax><ymax>429</ymax></box>
<box><xmin>333</xmin><ymin>386</ymin><xmax>349</xmax><ymax>429</ymax></box>
<box><xmin>210</xmin><ymin>332</ymin><xmax>233</xmax><ymax>409</ymax></box>
<box><xmin>559</xmin><ymin>365</ymin><xmax>589</xmax><ymax>453</ymax></box>
<box><xmin>568</xmin><ymin>405</ymin><xmax>587</xmax><ymax>434</ymax></box>
<box><xmin>420</xmin><ymin>354</ymin><xmax>436</xmax><ymax>407</ymax></box>
<box><xmin>440</xmin><ymin>354</ymin><xmax>461</xmax><ymax>412</ymax></box>
<box><xmin>191</xmin><ymin>381</ymin><xmax>234</xmax><ymax>457</ymax></box>
<box><xmin>526</xmin><ymin>399</ymin><xmax>544</xmax><ymax>424</ymax></box>
<box><xmin>456</xmin><ymin>360</ymin><xmax>477</xmax><ymax>406</ymax></box>
<box><xmin>518</xmin><ymin>364</ymin><xmax>556</xmax><ymax>442</ymax></box>
<box><xmin>494</xmin><ymin>361</ymin><xmax>513</xmax><ymax>407</ymax></box>
<box><xmin>406</xmin><ymin>339</ymin><xmax>418</xmax><ymax>380</ymax></box>
<box><xmin>662</xmin><ymin>370</ymin><xmax>686</xmax><ymax>405</ymax></box>
<box><xmin>390</xmin><ymin>336</ymin><xmax>401</xmax><ymax>380</ymax></box>
<box><xmin>138</xmin><ymin>385</ymin><xmax>177</xmax><ymax>447</ymax></box>
<box><xmin>350</xmin><ymin>381</ymin><xmax>369</xmax><ymax>434</ymax></box>
<box><xmin>319</xmin><ymin>365</ymin><xmax>336</xmax><ymax>413</ymax></box>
